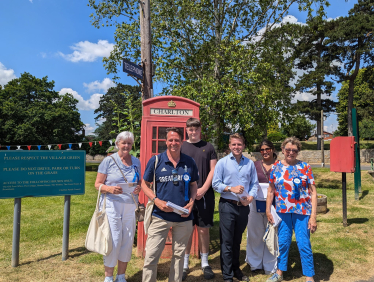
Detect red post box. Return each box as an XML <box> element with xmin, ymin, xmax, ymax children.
<box><xmin>137</xmin><ymin>96</ymin><xmax>200</xmax><ymax>258</ymax></box>
<box><xmin>330</xmin><ymin>136</ymin><xmax>355</xmax><ymax>173</ymax></box>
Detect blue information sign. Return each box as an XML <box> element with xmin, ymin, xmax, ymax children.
<box><xmin>123</xmin><ymin>59</ymin><xmax>143</xmax><ymax>79</ymax></box>
<box><xmin>0</xmin><ymin>151</ymin><xmax>85</xmax><ymax>199</ymax></box>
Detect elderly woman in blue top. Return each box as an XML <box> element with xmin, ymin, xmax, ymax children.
<box><xmin>212</xmin><ymin>133</ymin><xmax>259</xmax><ymax>282</ymax></box>
<box><xmin>266</xmin><ymin>137</ymin><xmax>317</xmax><ymax>282</ymax></box>
<box><xmin>95</xmin><ymin>131</ymin><xmax>141</xmax><ymax>282</ymax></box>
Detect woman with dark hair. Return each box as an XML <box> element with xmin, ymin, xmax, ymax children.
<box><xmin>246</xmin><ymin>139</ymin><xmax>277</xmax><ymax>274</ymax></box>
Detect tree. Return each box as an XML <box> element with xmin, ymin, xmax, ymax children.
<box><xmin>282</xmin><ymin>115</ymin><xmax>316</xmax><ymax>140</ymax></box>
<box><xmin>360</xmin><ymin>119</ymin><xmax>374</xmax><ymax>140</ymax></box>
<box><xmin>0</xmin><ymin>73</ymin><xmax>84</xmax><ymax>145</ymax></box>
<box><xmin>291</xmin><ymin>16</ymin><xmax>337</xmax><ymax>149</ymax></box>
<box><xmin>88</xmin><ymin>0</ymin><xmax>329</xmax><ymax>148</ymax></box>
<box><xmin>336</xmin><ymin>68</ymin><xmax>374</xmax><ymax>136</ymax></box>
<box><xmin>94</xmin><ymin>83</ymin><xmax>142</xmax><ymax>141</ymax></box>
<box><xmin>326</xmin><ymin>0</ymin><xmax>374</xmax><ymax>136</ymax></box>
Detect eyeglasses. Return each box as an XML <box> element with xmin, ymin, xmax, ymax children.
<box><xmin>284</xmin><ymin>148</ymin><xmax>299</xmax><ymax>154</ymax></box>
<box><xmin>260</xmin><ymin>148</ymin><xmax>272</xmax><ymax>153</ymax></box>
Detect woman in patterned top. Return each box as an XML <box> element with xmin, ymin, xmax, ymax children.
<box><xmin>265</xmin><ymin>137</ymin><xmax>317</xmax><ymax>282</ymax></box>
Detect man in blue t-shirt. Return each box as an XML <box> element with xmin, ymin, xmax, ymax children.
<box><xmin>141</xmin><ymin>127</ymin><xmax>199</xmax><ymax>282</ymax></box>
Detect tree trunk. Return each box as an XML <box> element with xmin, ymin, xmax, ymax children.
<box><xmin>347</xmin><ymin>78</ymin><xmax>354</xmax><ymax>136</ymax></box>
<box><xmin>317</xmin><ymin>84</ymin><xmax>322</xmax><ymax>150</ymax></box>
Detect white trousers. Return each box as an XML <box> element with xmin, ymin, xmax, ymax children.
<box><xmin>100</xmin><ymin>198</ymin><xmax>136</xmax><ymax>267</ymax></box>
<box><xmin>246</xmin><ymin>200</ymin><xmax>277</xmax><ymax>274</ymax></box>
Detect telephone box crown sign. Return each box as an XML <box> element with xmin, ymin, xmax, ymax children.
<box><xmin>168</xmin><ymin>100</ymin><xmax>176</xmax><ymax>107</ymax></box>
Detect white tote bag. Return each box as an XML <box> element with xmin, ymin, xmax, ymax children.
<box><xmin>85</xmin><ymin>186</ymin><xmax>113</xmax><ymax>256</ymax></box>
<box><xmin>144</xmin><ymin>155</ymin><xmax>158</xmax><ymax>235</ymax></box>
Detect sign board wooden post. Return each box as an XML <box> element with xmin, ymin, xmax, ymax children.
<box><xmin>0</xmin><ymin>151</ymin><xmax>85</xmax><ymax>266</ymax></box>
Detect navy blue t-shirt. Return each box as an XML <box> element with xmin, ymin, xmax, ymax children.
<box><xmin>143</xmin><ymin>151</ymin><xmax>199</xmax><ymax>222</ymax></box>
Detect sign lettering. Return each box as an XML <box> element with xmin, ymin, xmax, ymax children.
<box><xmin>0</xmin><ymin>151</ymin><xmax>85</xmax><ymax>198</ymax></box>
<box><xmin>122</xmin><ymin>59</ymin><xmax>143</xmax><ymax>79</ymax></box>
<box><xmin>150</xmin><ymin>108</ymin><xmax>193</xmax><ymax>116</ymax></box>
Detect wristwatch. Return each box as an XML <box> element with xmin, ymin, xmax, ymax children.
<box><xmin>227</xmin><ymin>186</ymin><xmax>231</xmax><ymax>192</ymax></box>
<box><xmin>151</xmin><ymin>196</ymin><xmax>157</xmax><ymax>202</ymax></box>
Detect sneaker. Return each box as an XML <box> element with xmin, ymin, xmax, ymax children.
<box><xmin>104</xmin><ymin>277</ymin><xmax>114</xmax><ymax>282</ymax></box>
<box><xmin>266</xmin><ymin>273</ymin><xmax>283</xmax><ymax>282</ymax></box>
<box><xmin>202</xmin><ymin>266</ymin><xmax>215</xmax><ymax>280</ymax></box>
<box><xmin>114</xmin><ymin>275</ymin><xmax>127</xmax><ymax>282</ymax></box>
<box><xmin>182</xmin><ymin>268</ymin><xmax>188</xmax><ymax>281</ymax></box>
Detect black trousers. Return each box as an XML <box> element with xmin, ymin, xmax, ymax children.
<box><xmin>219</xmin><ymin>198</ymin><xmax>250</xmax><ymax>281</ymax></box>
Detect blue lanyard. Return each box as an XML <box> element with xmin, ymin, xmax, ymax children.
<box><xmin>132</xmin><ymin>166</ymin><xmax>140</xmax><ymax>183</ymax></box>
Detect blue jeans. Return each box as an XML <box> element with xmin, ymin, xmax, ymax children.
<box><xmin>277</xmin><ymin>213</ymin><xmax>315</xmax><ymax>277</ymax></box>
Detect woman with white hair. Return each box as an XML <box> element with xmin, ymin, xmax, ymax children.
<box><xmin>95</xmin><ymin>131</ymin><xmax>141</xmax><ymax>282</ymax></box>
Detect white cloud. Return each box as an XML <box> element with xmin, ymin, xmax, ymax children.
<box><xmin>84</xmin><ymin>78</ymin><xmax>116</xmax><ymax>93</ymax></box>
<box><xmin>29</xmin><ymin>0</ymin><xmax>33</xmax><ymax>3</ymax></box>
<box><xmin>96</xmin><ymin>117</ymin><xmax>106</xmax><ymax>125</ymax></box>
<box><xmin>59</xmin><ymin>40</ymin><xmax>114</xmax><ymax>62</ymax></box>
<box><xmin>59</xmin><ymin>88</ymin><xmax>103</xmax><ymax>110</ymax></box>
<box><xmin>84</xmin><ymin>124</ymin><xmax>96</xmax><ymax>135</ymax></box>
<box><xmin>0</xmin><ymin>62</ymin><xmax>17</xmax><ymax>86</ymax></box>
<box><xmin>292</xmin><ymin>89</ymin><xmax>330</xmax><ymax>103</ymax></box>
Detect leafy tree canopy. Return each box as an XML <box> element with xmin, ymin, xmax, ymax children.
<box><xmin>0</xmin><ymin>72</ymin><xmax>84</xmax><ymax>146</ymax></box>
<box><xmin>336</xmin><ymin>68</ymin><xmax>374</xmax><ymax>136</ymax></box>
<box><xmin>281</xmin><ymin>115</ymin><xmax>316</xmax><ymax>140</ymax></box>
<box><xmin>88</xmin><ymin>0</ymin><xmax>328</xmax><ymax>148</ymax></box>
<box><xmin>326</xmin><ymin>0</ymin><xmax>374</xmax><ymax>135</ymax></box>
<box><xmin>94</xmin><ymin>83</ymin><xmax>142</xmax><ymax>141</ymax></box>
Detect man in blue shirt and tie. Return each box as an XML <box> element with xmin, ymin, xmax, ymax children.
<box><xmin>213</xmin><ymin>133</ymin><xmax>259</xmax><ymax>282</ymax></box>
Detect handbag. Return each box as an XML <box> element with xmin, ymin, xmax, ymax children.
<box><xmin>85</xmin><ymin>186</ymin><xmax>113</xmax><ymax>256</ymax></box>
<box><xmin>263</xmin><ymin>222</ymin><xmax>279</xmax><ymax>257</ymax></box>
<box><xmin>110</xmin><ymin>155</ymin><xmax>145</xmax><ymax>222</ymax></box>
<box><xmin>144</xmin><ymin>155</ymin><xmax>158</xmax><ymax>235</ymax></box>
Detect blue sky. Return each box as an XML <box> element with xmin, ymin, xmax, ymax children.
<box><xmin>0</xmin><ymin>0</ymin><xmax>357</xmax><ymax>137</ymax></box>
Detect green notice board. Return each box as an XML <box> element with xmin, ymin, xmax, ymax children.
<box><xmin>0</xmin><ymin>151</ymin><xmax>86</xmax><ymax>199</ymax></box>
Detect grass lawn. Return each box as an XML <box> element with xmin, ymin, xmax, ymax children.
<box><xmin>1</xmin><ymin>168</ymin><xmax>374</xmax><ymax>281</ymax></box>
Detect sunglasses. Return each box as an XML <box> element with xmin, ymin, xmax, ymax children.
<box><xmin>284</xmin><ymin>148</ymin><xmax>299</xmax><ymax>154</ymax></box>
<box><xmin>172</xmin><ymin>169</ymin><xmax>178</xmax><ymax>185</ymax></box>
<box><xmin>260</xmin><ymin>148</ymin><xmax>272</xmax><ymax>153</ymax></box>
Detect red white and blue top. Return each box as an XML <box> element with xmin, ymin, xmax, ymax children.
<box><xmin>269</xmin><ymin>160</ymin><xmax>315</xmax><ymax>215</ymax></box>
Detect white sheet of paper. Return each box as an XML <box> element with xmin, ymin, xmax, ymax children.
<box><xmin>166</xmin><ymin>201</ymin><xmax>189</xmax><ymax>215</ymax></box>
<box><xmin>117</xmin><ymin>182</ymin><xmax>137</xmax><ymax>194</ymax></box>
<box><xmin>256</xmin><ymin>183</ymin><xmax>269</xmax><ymax>200</ymax></box>
<box><xmin>236</xmin><ymin>189</ymin><xmax>250</xmax><ymax>200</ymax></box>
<box><xmin>271</xmin><ymin>205</ymin><xmax>282</xmax><ymax>227</ymax></box>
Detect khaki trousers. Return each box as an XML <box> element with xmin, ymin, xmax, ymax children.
<box><xmin>142</xmin><ymin>216</ymin><xmax>193</xmax><ymax>282</ymax></box>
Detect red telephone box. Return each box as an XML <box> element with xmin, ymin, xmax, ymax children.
<box><xmin>137</xmin><ymin>96</ymin><xmax>200</xmax><ymax>258</ymax></box>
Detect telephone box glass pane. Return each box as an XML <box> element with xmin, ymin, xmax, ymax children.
<box><xmin>158</xmin><ymin>141</ymin><xmax>167</xmax><ymax>153</ymax></box>
<box><xmin>152</xmin><ymin>127</ymin><xmax>157</xmax><ymax>139</ymax></box>
<box><xmin>158</xmin><ymin>127</ymin><xmax>167</xmax><ymax>140</ymax></box>
<box><xmin>177</xmin><ymin>127</ymin><xmax>185</xmax><ymax>140</ymax></box>
<box><xmin>152</xmin><ymin>141</ymin><xmax>157</xmax><ymax>153</ymax></box>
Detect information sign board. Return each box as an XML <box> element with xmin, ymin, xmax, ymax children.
<box><xmin>0</xmin><ymin>151</ymin><xmax>85</xmax><ymax>199</ymax></box>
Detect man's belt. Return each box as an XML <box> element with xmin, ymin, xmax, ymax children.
<box><xmin>221</xmin><ymin>197</ymin><xmax>242</xmax><ymax>206</ymax></box>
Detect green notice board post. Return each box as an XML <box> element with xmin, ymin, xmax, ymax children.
<box><xmin>0</xmin><ymin>151</ymin><xmax>86</xmax><ymax>266</ymax></box>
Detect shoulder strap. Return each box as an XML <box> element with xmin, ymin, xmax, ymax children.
<box><xmin>260</xmin><ymin>162</ymin><xmax>270</xmax><ymax>182</ymax></box>
<box><xmin>152</xmin><ymin>155</ymin><xmax>159</xmax><ymax>195</ymax></box>
<box><xmin>110</xmin><ymin>155</ymin><xmax>128</xmax><ymax>183</ymax></box>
